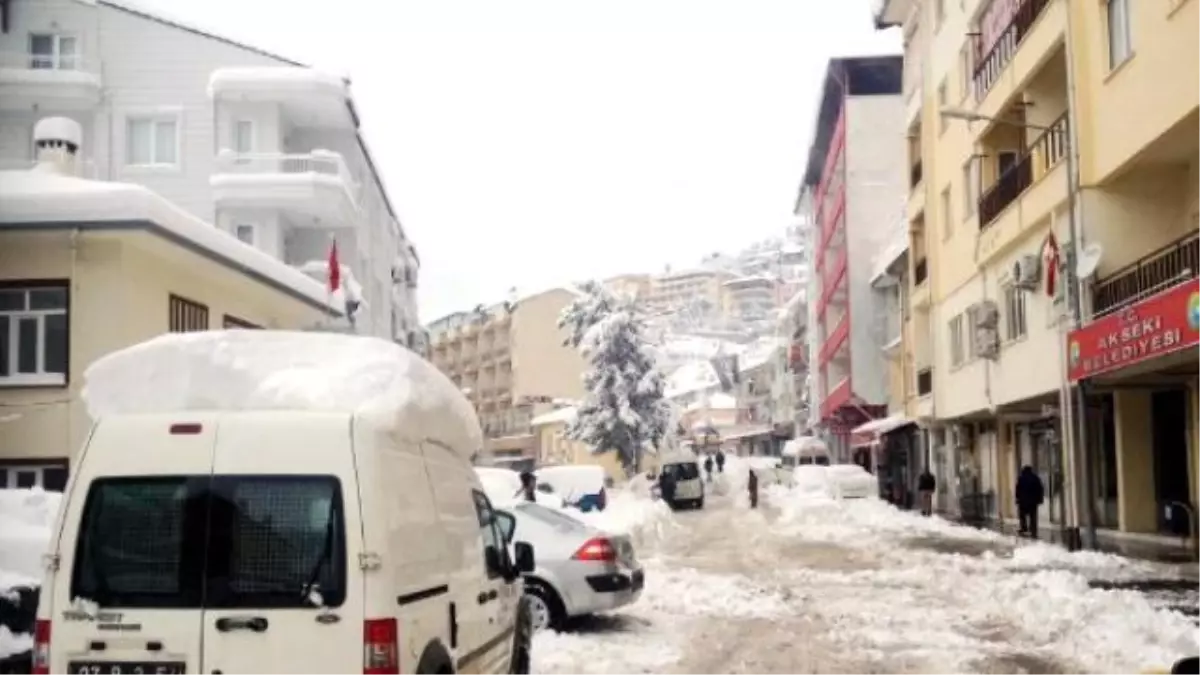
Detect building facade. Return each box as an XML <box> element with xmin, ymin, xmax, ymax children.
<box><xmin>0</xmin><ymin>0</ymin><xmax>419</xmax><ymax>345</ymax></box>
<box><xmin>427</xmin><ymin>288</ymin><xmax>586</xmax><ymax>463</ymax></box>
<box><xmin>876</xmin><ymin>0</ymin><xmax>1197</xmax><ymax>552</ymax></box>
<box><xmin>800</xmin><ymin>55</ymin><xmax>907</xmax><ymax>460</ymax></box>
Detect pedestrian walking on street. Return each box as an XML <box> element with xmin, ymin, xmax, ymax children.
<box><xmin>517</xmin><ymin>471</ymin><xmax>538</xmax><ymax>502</ymax></box>
<box><xmin>1016</xmin><ymin>465</ymin><xmax>1045</xmax><ymax>538</ymax></box>
<box><xmin>715</xmin><ymin>449</ymin><xmax>726</xmax><ymax>474</ymax></box>
<box><xmin>747</xmin><ymin>469</ymin><xmax>759</xmax><ymax>509</ymax></box>
<box><xmin>917</xmin><ymin>469</ymin><xmax>936</xmax><ymax>517</ymax></box>
<box><xmin>703</xmin><ymin>455</ymin><xmax>714</xmax><ymax>483</ymax></box>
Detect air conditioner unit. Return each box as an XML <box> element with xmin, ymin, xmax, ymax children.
<box><xmin>1012</xmin><ymin>254</ymin><xmax>1041</xmax><ymax>290</ymax></box>
<box><xmin>973</xmin><ymin>300</ymin><xmax>1000</xmax><ymax>329</ymax></box>
<box><xmin>975</xmin><ymin>326</ymin><xmax>1000</xmax><ymax>359</ymax></box>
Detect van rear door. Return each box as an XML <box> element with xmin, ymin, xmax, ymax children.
<box><xmin>48</xmin><ymin>415</ymin><xmax>218</xmax><ymax>675</ymax></box>
<box><xmin>200</xmin><ymin>413</ymin><xmax>364</xmax><ymax>674</ymax></box>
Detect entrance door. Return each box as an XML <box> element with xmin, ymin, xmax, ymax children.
<box><xmin>1151</xmin><ymin>390</ymin><xmax>1190</xmax><ymax>534</ymax></box>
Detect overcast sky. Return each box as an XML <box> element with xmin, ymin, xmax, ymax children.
<box><xmin>146</xmin><ymin>0</ymin><xmax>899</xmax><ymax>321</ymax></box>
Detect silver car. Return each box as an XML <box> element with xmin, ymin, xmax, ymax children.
<box><xmin>495</xmin><ymin>502</ymin><xmax>644</xmax><ymax>632</ymax></box>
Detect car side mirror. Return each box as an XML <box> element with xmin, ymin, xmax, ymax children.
<box><xmin>1171</xmin><ymin>656</ymin><xmax>1198</xmax><ymax>674</ymax></box>
<box><xmin>513</xmin><ymin>541</ymin><xmax>535</xmax><ymax>574</ymax></box>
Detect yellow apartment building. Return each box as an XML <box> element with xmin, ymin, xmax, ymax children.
<box><xmin>640</xmin><ymin>269</ymin><xmax>736</xmax><ymax>318</ymax></box>
<box><xmin>0</xmin><ymin>161</ymin><xmax>339</xmax><ymax>490</ymax></box>
<box><xmin>531</xmin><ymin>406</ymin><xmax>629</xmax><ymax>481</ymax></box>
<box><xmin>427</xmin><ymin>288</ymin><xmax>587</xmax><ymax>466</ymax></box>
<box><xmin>876</xmin><ymin>0</ymin><xmax>1198</xmax><ymax>551</ymax></box>
<box><xmin>602</xmin><ymin>273</ymin><xmax>652</xmax><ymax>303</ymax></box>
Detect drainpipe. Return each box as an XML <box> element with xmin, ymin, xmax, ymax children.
<box><xmin>1061</xmin><ymin>0</ymin><xmax>1095</xmax><ymax>552</ymax></box>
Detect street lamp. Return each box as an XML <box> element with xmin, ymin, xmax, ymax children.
<box><xmin>940</xmin><ymin>106</ymin><xmax>1093</xmax><ymax>551</ymax></box>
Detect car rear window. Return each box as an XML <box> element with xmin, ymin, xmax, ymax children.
<box><xmin>663</xmin><ymin>462</ymin><xmax>700</xmax><ymax>480</ymax></box>
<box><xmin>71</xmin><ymin>475</ymin><xmax>346</xmax><ymax>610</ymax></box>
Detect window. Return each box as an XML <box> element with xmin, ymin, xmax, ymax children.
<box><xmin>965</xmin><ymin>304</ymin><xmax>980</xmax><ymax>359</ymax></box>
<box><xmin>29</xmin><ymin>33</ymin><xmax>78</xmax><ymax>70</ymax></box>
<box><xmin>0</xmin><ymin>460</ymin><xmax>68</xmax><ymax>491</ymax></box>
<box><xmin>233</xmin><ymin>120</ymin><xmax>254</xmax><ymax>153</ymax></box>
<box><xmin>0</xmin><ymin>283</ymin><xmax>68</xmax><ymax>386</ymax></box>
<box><xmin>222</xmin><ymin>315</ymin><xmax>262</xmax><ymax>329</ymax></box>
<box><xmin>958</xmin><ymin>44</ymin><xmax>972</xmax><ymax>102</ymax></box>
<box><xmin>1105</xmin><ymin>0</ymin><xmax>1132</xmax><ymax>69</ymax></box>
<box><xmin>71</xmin><ymin>474</ymin><xmax>346</xmax><ymax>609</ymax></box>
<box><xmin>126</xmin><ymin>116</ymin><xmax>178</xmax><ymax>166</ymax></box>
<box><xmin>949</xmin><ymin>314</ymin><xmax>965</xmax><ymax>367</ymax></box>
<box><xmin>234</xmin><ymin>224</ymin><xmax>255</xmax><ymax>245</ymax></box>
<box><xmin>941</xmin><ymin>186</ymin><xmax>953</xmax><ymax>240</ymax></box>
<box><xmin>471</xmin><ymin>490</ymin><xmax>507</xmax><ymax>579</ymax></box>
<box><xmin>962</xmin><ymin>157</ymin><xmax>979</xmax><ymax>220</ymax></box>
<box><xmin>1004</xmin><ymin>285</ymin><xmax>1028</xmax><ymax>341</ymax></box>
<box><xmin>937</xmin><ymin>78</ymin><xmax>949</xmax><ymax>134</ymax></box>
<box><xmin>168</xmin><ymin>294</ymin><xmax>208</xmax><ymax>332</ymax></box>
<box><xmin>935</xmin><ymin>0</ymin><xmax>946</xmax><ymax>30</ymax></box>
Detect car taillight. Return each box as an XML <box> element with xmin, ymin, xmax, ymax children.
<box><xmin>572</xmin><ymin>537</ymin><xmax>617</xmax><ymax>562</ymax></box>
<box><xmin>32</xmin><ymin>619</ymin><xmax>50</xmax><ymax>674</ymax></box>
<box><xmin>363</xmin><ymin>618</ymin><xmax>399</xmax><ymax>674</ymax></box>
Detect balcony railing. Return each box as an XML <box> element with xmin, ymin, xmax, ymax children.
<box><xmin>0</xmin><ymin>50</ymin><xmax>98</xmax><ymax>73</ymax></box>
<box><xmin>972</xmin><ymin>0</ymin><xmax>1052</xmax><ymax>101</ymax></box>
<box><xmin>1092</xmin><ymin>232</ymin><xmax>1199</xmax><ymax>317</ymax></box>
<box><xmin>916</xmin><ymin>368</ymin><xmax>933</xmax><ymax>396</ymax></box>
<box><xmin>978</xmin><ymin>114</ymin><xmax>1068</xmax><ymax>228</ymax></box>
<box><xmin>913</xmin><ymin>257</ymin><xmax>928</xmax><ymax>286</ymax></box>
<box><xmin>910</xmin><ymin>160</ymin><xmax>923</xmax><ymax>188</ymax></box>
<box><xmin>214</xmin><ymin>150</ymin><xmax>361</xmax><ymax>205</ymax></box>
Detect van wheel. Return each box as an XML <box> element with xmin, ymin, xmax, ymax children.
<box><xmin>415</xmin><ymin>642</ymin><xmax>454</xmax><ymax>674</ymax></box>
<box><xmin>524</xmin><ymin>580</ymin><xmax>566</xmax><ymax>632</ymax></box>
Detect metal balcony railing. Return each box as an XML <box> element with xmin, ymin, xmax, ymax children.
<box><xmin>1092</xmin><ymin>232</ymin><xmax>1199</xmax><ymax>317</ymax></box>
<box><xmin>0</xmin><ymin>50</ymin><xmax>99</xmax><ymax>73</ymax></box>
<box><xmin>972</xmin><ymin>0</ymin><xmax>1052</xmax><ymax>101</ymax></box>
<box><xmin>979</xmin><ymin>114</ymin><xmax>1068</xmax><ymax>228</ymax></box>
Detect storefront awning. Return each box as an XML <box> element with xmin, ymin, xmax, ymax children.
<box><xmin>851</xmin><ymin>414</ymin><xmax>912</xmax><ymax>437</ymax></box>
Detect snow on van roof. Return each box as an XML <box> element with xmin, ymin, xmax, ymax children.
<box><xmin>82</xmin><ymin>330</ymin><xmax>482</xmax><ymax>453</ymax></box>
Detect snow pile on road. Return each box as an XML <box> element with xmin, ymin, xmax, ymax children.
<box><xmin>82</xmin><ymin>330</ymin><xmax>482</xmax><ymax>453</ymax></box>
<box><xmin>571</xmin><ymin>489</ymin><xmax>675</xmax><ymax>542</ymax></box>
<box><xmin>1</xmin><ymin>489</ymin><xmax>60</xmax><ymax>661</ymax></box>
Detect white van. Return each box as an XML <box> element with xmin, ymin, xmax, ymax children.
<box><xmin>656</xmin><ymin>453</ymin><xmax>704</xmax><ymax>510</ymax></box>
<box><xmin>34</xmin><ymin>331</ymin><xmax>536</xmax><ymax>675</ymax></box>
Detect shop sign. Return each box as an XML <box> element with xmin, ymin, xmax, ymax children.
<box><xmin>1067</xmin><ymin>278</ymin><xmax>1200</xmax><ymax>382</ymax></box>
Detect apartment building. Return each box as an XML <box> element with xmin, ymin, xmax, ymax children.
<box><xmin>876</xmin><ymin>0</ymin><xmax>1197</xmax><ymax>550</ymax></box>
<box><xmin>0</xmin><ymin>0</ymin><xmax>420</xmax><ymax>345</ymax></box>
<box><xmin>800</xmin><ymin>55</ymin><xmax>907</xmax><ymax>460</ymax></box>
<box><xmin>721</xmin><ymin>275</ymin><xmax>779</xmax><ymax>324</ymax></box>
<box><xmin>0</xmin><ymin>131</ymin><xmax>338</xmax><ymax>489</ymax></box>
<box><xmin>640</xmin><ymin>268</ymin><xmax>735</xmax><ymax>318</ymax></box>
<box><xmin>427</xmin><ymin>288</ymin><xmax>586</xmax><ymax>463</ymax></box>
<box><xmin>602</xmin><ymin>273</ymin><xmax>652</xmax><ymax>303</ymax></box>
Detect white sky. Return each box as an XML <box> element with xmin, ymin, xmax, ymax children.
<box><xmin>146</xmin><ymin>0</ymin><xmax>899</xmax><ymax>321</ymax></box>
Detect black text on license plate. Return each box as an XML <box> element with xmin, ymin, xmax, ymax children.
<box><xmin>68</xmin><ymin>661</ymin><xmax>186</xmax><ymax>674</ymax></box>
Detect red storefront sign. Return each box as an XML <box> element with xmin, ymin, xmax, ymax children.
<box><xmin>1067</xmin><ymin>278</ymin><xmax>1200</xmax><ymax>382</ymax></box>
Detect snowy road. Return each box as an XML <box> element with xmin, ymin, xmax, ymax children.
<box><xmin>533</xmin><ymin>475</ymin><xmax>1199</xmax><ymax>674</ymax></box>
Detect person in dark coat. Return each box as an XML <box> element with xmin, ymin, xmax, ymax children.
<box><xmin>703</xmin><ymin>455</ymin><xmax>714</xmax><ymax>483</ymax></box>
<box><xmin>747</xmin><ymin>469</ymin><xmax>759</xmax><ymax>509</ymax></box>
<box><xmin>1015</xmin><ymin>465</ymin><xmax>1045</xmax><ymax>538</ymax></box>
<box><xmin>517</xmin><ymin>471</ymin><xmax>537</xmax><ymax>502</ymax></box>
<box><xmin>917</xmin><ymin>469</ymin><xmax>937</xmax><ymax>517</ymax></box>
<box><xmin>715</xmin><ymin>450</ymin><xmax>726</xmax><ymax>474</ymax></box>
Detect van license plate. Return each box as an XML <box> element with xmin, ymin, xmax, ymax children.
<box><xmin>68</xmin><ymin>661</ymin><xmax>186</xmax><ymax>674</ymax></box>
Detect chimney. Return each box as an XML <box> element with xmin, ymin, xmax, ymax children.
<box><xmin>33</xmin><ymin>117</ymin><xmax>83</xmax><ymax>176</ymax></box>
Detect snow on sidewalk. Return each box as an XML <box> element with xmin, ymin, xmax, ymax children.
<box><xmin>0</xmin><ymin>488</ymin><xmax>60</xmax><ymax>660</ymax></box>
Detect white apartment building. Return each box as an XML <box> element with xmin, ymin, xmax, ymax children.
<box><xmin>0</xmin><ymin>0</ymin><xmax>420</xmax><ymax>344</ymax></box>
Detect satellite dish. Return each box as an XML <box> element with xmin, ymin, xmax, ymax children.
<box><xmin>1076</xmin><ymin>242</ymin><xmax>1104</xmax><ymax>279</ymax></box>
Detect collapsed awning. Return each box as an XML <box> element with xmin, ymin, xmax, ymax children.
<box><xmin>851</xmin><ymin>414</ymin><xmax>913</xmax><ymax>437</ymax></box>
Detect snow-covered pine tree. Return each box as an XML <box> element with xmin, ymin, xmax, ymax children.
<box><xmin>558</xmin><ymin>282</ymin><xmax>672</xmax><ymax>474</ymax></box>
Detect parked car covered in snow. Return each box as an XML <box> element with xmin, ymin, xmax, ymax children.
<box><xmin>790</xmin><ymin>464</ymin><xmax>878</xmax><ymax>501</ymax></box>
<box><xmin>536</xmin><ymin>465</ymin><xmax>610</xmax><ymax>512</ymax></box>
<box><xmin>494</xmin><ymin>502</ymin><xmax>643</xmax><ymax>632</ymax></box>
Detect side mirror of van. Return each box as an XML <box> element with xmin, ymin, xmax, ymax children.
<box><xmin>513</xmin><ymin>542</ymin><xmax>535</xmax><ymax>574</ymax></box>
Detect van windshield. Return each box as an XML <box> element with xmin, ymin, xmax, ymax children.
<box><xmin>71</xmin><ymin>475</ymin><xmax>346</xmax><ymax>610</ymax></box>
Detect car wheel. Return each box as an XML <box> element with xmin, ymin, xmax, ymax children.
<box><xmin>696</xmin><ymin>498</ymin><xmax>704</xmax><ymax>509</ymax></box>
<box><xmin>524</xmin><ymin>580</ymin><xmax>567</xmax><ymax>633</ymax></box>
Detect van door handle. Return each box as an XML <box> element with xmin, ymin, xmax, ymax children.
<box><xmin>477</xmin><ymin>589</ymin><xmax>497</xmax><ymax>604</ymax></box>
<box><xmin>215</xmin><ymin>616</ymin><xmax>268</xmax><ymax>633</ymax></box>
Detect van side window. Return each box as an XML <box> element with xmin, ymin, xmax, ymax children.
<box><xmin>470</xmin><ymin>490</ymin><xmax>508</xmax><ymax>579</ymax></box>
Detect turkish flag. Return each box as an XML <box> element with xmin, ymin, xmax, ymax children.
<box><xmin>328</xmin><ymin>240</ymin><xmax>341</xmax><ymax>293</ymax></box>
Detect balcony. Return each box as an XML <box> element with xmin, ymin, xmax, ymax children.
<box><xmin>0</xmin><ymin>50</ymin><xmax>102</xmax><ymax>111</ymax></box>
<box><xmin>210</xmin><ymin>150</ymin><xmax>361</xmax><ymax>225</ymax></box>
<box><xmin>909</xmin><ymin>160</ymin><xmax>923</xmax><ymax>189</ymax></box>
<box><xmin>978</xmin><ymin>114</ymin><xmax>1068</xmax><ymax>229</ymax></box>
<box><xmin>818</xmin><ymin>313</ymin><xmax>850</xmax><ymax>367</ymax></box>
<box><xmin>916</xmin><ymin>367</ymin><xmax>933</xmax><ymax>397</ymax></box>
<box><xmin>972</xmin><ymin>0</ymin><xmax>1052</xmax><ymax>101</ymax></box>
<box><xmin>913</xmin><ymin>257</ymin><xmax>928</xmax><ymax>286</ymax></box>
<box><xmin>1092</xmin><ymin>232</ymin><xmax>1199</xmax><ymax>317</ymax></box>
<box><xmin>208</xmin><ymin>67</ymin><xmax>355</xmax><ymax>130</ymax></box>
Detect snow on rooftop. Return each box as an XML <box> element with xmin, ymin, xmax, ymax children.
<box><xmin>531</xmin><ymin>406</ymin><xmax>578</xmax><ymax>427</ymax></box>
<box><xmin>0</xmin><ymin>169</ymin><xmax>338</xmax><ymax>313</ymax></box>
<box><xmin>664</xmin><ymin>360</ymin><xmax>723</xmax><ymax>398</ymax></box>
<box><xmin>207</xmin><ymin>66</ymin><xmax>348</xmax><ymax>98</ymax></box>
<box><xmin>82</xmin><ymin>330</ymin><xmax>482</xmax><ymax>451</ymax></box>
